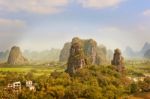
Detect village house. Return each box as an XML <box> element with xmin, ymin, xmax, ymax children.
<box><xmin>26</xmin><ymin>81</ymin><xmax>36</xmax><ymax>91</ymax></box>
<box><xmin>7</xmin><ymin>82</ymin><xmax>21</xmax><ymax>89</ymax></box>
<box><xmin>127</xmin><ymin>76</ymin><xmax>147</xmax><ymax>82</ymax></box>
<box><xmin>7</xmin><ymin>81</ymin><xmax>21</xmax><ymax>93</ymax></box>
<box><xmin>6</xmin><ymin>81</ymin><xmax>36</xmax><ymax>92</ymax></box>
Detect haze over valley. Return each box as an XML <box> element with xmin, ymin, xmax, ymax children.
<box><xmin>0</xmin><ymin>0</ymin><xmax>150</xmax><ymax>98</ymax></box>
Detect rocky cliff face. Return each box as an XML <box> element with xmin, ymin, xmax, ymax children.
<box><xmin>59</xmin><ymin>42</ymin><xmax>71</xmax><ymax>62</ymax></box>
<box><xmin>66</xmin><ymin>38</ymin><xmax>86</xmax><ymax>74</ymax></box>
<box><xmin>7</xmin><ymin>46</ymin><xmax>28</xmax><ymax>65</ymax></box>
<box><xmin>60</xmin><ymin>37</ymin><xmax>107</xmax><ymax>64</ymax></box>
<box><xmin>66</xmin><ymin>37</ymin><xmax>107</xmax><ymax>74</ymax></box>
<box><xmin>111</xmin><ymin>48</ymin><xmax>125</xmax><ymax>72</ymax></box>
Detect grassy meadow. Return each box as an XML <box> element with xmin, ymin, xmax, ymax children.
<box><xmin>0</xmin><ymin>63</ymin><xmax>65</xmax><ymax>78</ymax></box>
<box><xmin>125</xmin><ymin>60</ymin><xmax>150</xmax><ymax>77</ymax></box>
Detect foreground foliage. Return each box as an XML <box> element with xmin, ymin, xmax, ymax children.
<box><xmin>0</xmin><ymin>65</ymin><xmax>132</xmax><ymax>99</ymax></box>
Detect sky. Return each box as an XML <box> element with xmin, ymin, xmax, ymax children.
<box><xmin>0</xmin><ymin>0</ymin><xmax>150</xmax><ymax>51</ymax></box>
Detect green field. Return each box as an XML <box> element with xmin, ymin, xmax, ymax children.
<box><xmin>125</xmin><ymin>60</ymin><xmax>150</xmax><ymax>77</ymax></box>
<box><xmin>0</xmin><ymin>60</ymin><xmax>149</xmax><ymax>76</ymax></box>
<box><xmin>0</xmin><ymin>65</ymin><xmax>65</xmax><ymax>77</ymax></box>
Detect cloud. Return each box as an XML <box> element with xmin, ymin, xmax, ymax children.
<box><xmin>0</xmin><ymin>18</ymin><xmax>26</xmax><ymax>34</ymax></box>
<box><xmin>143</xmin><ymin>9</ymin><xmax>150</xmax><ymax>16</ymax></box>
<box><xmin>0</xmin><ymin>18</ymin><xmax>26</xmax><ymax>27</ymax></box>
<box><xmin>77</xmin><ymin>0</ymin><xmax>124</xmax><ymax>9</ymax></box>
<box><xmin>0</xmin><ymin>0</ymin><xmax>69</xmax><ymax>14</ymax></box>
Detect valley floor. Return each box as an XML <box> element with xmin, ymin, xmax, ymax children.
<box><xmin>0</xmin><ymin>61</ymin><xmax>149</xmax><ymax>98</ymax></box>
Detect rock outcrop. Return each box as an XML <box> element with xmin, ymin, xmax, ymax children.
<box><xmin>7</xmin><ymin>46</ymin><xmax>28</xmax><ymax>65</ymax></box>
<box><xmin>66</xmin><ymin>38</ymin><xmax>86</xmax><ymax>74</ymax></box>
<box><xmin>111</xmin><ymin>48</ymin><xmax>125</xmax><ymax>72</ymax></box>
<box><xmin>59</xmin><ymin>42</ymin><xmax>71</xmax><ymax>62</ymax></box>
<box><xmin>60</xmin><ymin>38</ymin><xmax>107</xmax><ymax>64</ymax></box>
<box><xmin>66</xmin><ymin>37</ymin><xmax>107</xmax><ymax>74</ymax></box>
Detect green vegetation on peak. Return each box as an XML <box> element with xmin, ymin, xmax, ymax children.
<box><xmin>60</xmin><ymin>37</ymin><xmax>107</xmax><ymax>65</ymax></box>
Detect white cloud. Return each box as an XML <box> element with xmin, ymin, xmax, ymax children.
<box><xmin>143</xmin><ymin>9</ymin><xmax>150</xmax><ymax>16</ymax></box>
<box><xmin>77</xmin><ymin>0</ymin><xmax>124</xmax><ymax>9</ymax></box>
<box><xmin>0</xmin><ymin>0</ymin><xmax>69</xmax><ymax>14</ymax></box>
<box><xmin>0</xmin><ymin>18</ymin><xmax>26</xmax><ymax>27</ymax></box>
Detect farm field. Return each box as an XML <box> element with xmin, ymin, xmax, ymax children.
<box><xmin>125</xmin><ymin>60</ymin><xmax>150</xmax><ymax>77</ymax></box>
<box><xmin>0</xmin><ymin>60</ymin><xmax>149</xmax><ymax>76</ymax></box>
<box><xmin>0</xmin><ymin>64</ymin><xmax>65</xmax><ymax>77</ymax></box>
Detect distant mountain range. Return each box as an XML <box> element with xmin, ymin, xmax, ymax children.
<box><xmin>23</xmin><ymin>48</ymin><xmax>61</xmax><ymax>63</ymax></box>
<box><xmin>0</xmin><ymin>42</ymin><xmax>150</xmax><ymax>62</ymax></box>
<box><xmin>0</xmin><ymin>48</ymin><xmax>61</xmax><ymax>63</ymax></box>
<box><xmin>140</xmin><ymin>42</ymin><xmax>150</xmax><ymax>55</ymax></box>
<box><xmin>124</xmin><ymin>46</ymin><xmax>137</xmax><ymax>58</ymax></box>
<box><xmin>124</xmin><ymin>42</ymin><xmax>150</xmax><ymax>59</ymax></box>
<box><xmin>0</xmin><ymin>50</ymin><xmax>9</xmax><ymax>62</ymax></box>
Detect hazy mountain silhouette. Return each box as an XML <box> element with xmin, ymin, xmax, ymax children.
<box><xmin>23</xmin><ymin>48</ymin><xmax>61</xmax><ymax>63</ymax></box>
<box><xmin>144</xmin><ymin>49</ymin><xmax>150</xmax><ymax>59</ymax></box>
<box><xmin>0</xmin><ymin>50</ymin><xmax>9</xmax><ymax>62</ymax></box>
<box><xmin>124</xmin><ymin>42</ymin><xmax>150</xmax><ymax>58</ymax></box>
<box><xmin>140</xmin><ymin>42</ymin><xmax>150</xmax><ymax>56</ymax></box>
<box><xmin>124</xmin><ymin>46</ymin><xmax>137</xmax><ymax>58</ymax></box>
